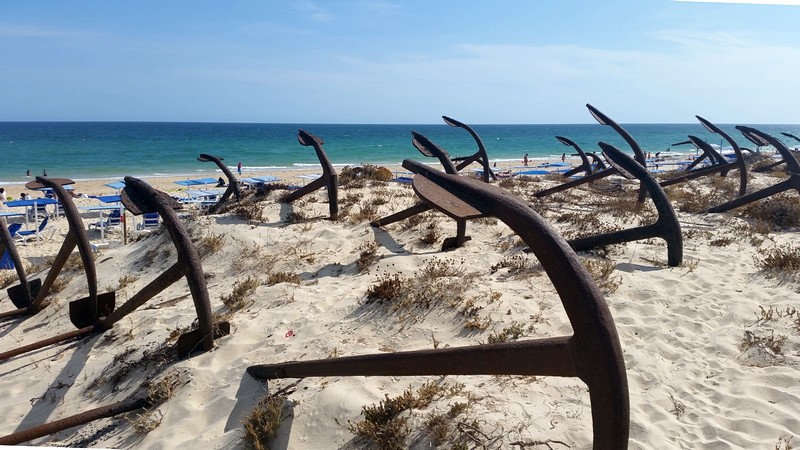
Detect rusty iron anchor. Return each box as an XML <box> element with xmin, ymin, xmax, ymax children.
<box><xmin>0</xmin><ymin>392</ymin><xmax>152</xmax><ymax>445</ymax></box>
<box><xmin>671</xmin><ymin>137</ymin><xmax>727</xmax><ymax>173</ymax></box>
<box><xmin>0</xmin><ymin>220</ymin><xmax>42</xmax><ymax>318</ymax></box>
<box><xmin>692</xmin><ymin>116</ymin><xmax>748</xmax><ymax>197</ymax></box>
<box><xmin>568</xmin><ymin>143</ymin><xmax>684</xmax><ymax>267</ymax></box>
<box><xmin>709</xmin><ymin>126</ymin><xmax>800</xmax><ymax>213</ymax></box>
<box><xmin>659</xmin><ymin>135</ymin><xmax>739</xmax><ymax>189</ymax></box>
<box><xmin>94</xmin><ymin>176</ymin><xmax>230</xmax><ymax>356</ymax></box>
<box><xmin>372</xmin><ymin>131</ymin><xmax>488</xmax><ymax>250</ymax></box>
<box><xmin>248</xmin><ymin>159</ymin><xmax>630</xmax><ymax>449</ymax></box>
<box><xmin>556</xmin><ymin>135</ymin><xmax>595</xmax><ymax>178</ymax></box>
<box><xmin>0</xmin><ymin>177</ymin><xmax>229</xmax><ymax>444</ymax></box>
<box><xmin>0</xmin><ymin>177</ymin><xmax>116</xmax><ymax>361</ymax></box>
<box><xmin>442</xmin><ymin>115</ymin><xmax>497</xmax><ymax>182</ymax></box>
<box><xmin>0</xmin><ymin>177</ymin><xmax>229</xmax><ymax>362</ymax></box>
<box><xmin>280</xmin><ymin>130</ymin><xmax>339</xmax><ymax>220</ymax></box>
<box><xmin>535</xmin><ymin>104</ymin><xmax>648</xmax><ymax>201</ymax></box>
<box><xmin>197</xmin><ymin>153</ymin><xmax>242</xmax><ymax>214</ymax></box>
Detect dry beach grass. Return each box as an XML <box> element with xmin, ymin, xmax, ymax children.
<box><xmin>0</xmin><ymin>162</ymin><xmax>798</xmax><ymax>449</ymax></box>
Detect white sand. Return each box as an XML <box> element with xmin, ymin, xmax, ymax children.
<box><xmin>0</xmin><ymin>165</ymin><xmax>798</xmax><ymax>449</ymax></box>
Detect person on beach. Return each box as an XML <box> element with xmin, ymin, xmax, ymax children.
<box><xmin>26</xmin><ymin>169</ymin><xmax>31</xmax><ymax>177</ymax></box>
<box><xmin>0</xmin><ymin>188</ymin><xmax>7</xmax><ymax>203</ymax></box>
<box><xmin>523</xmin><ymin>153</ymin><xmax>529</xmax><ymax>166</ymax></box>
<box><xmin>42</xmin><ymin>169</ymin><xmax>48</xmax><ymax>177</ymax></box>
<box><xmin>237</xmin><ymin>162</ymin><xmax>242</xmax><ymax>176</ymax></box>
<box><xmin>216</xmin><ymin>177</ymin><xmax>226</xmax><ymax>187</ymax></box>
<box><xmin>561</xmin><ymin>153</ymin><xmax>566</xmax><ymax>162</ymax></box>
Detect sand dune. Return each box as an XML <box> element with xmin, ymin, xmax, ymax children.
<box><xmin>0</xmin><ymin>164</ymin><xmax>798</xmax><ymax>449</ymax></box>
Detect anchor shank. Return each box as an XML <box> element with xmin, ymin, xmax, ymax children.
<box><xmin>371</xmin><ymin>202</ymin><xmax>431</xmax><ymax>228</ymax></box>
<box><xmin>248</xmin><ymin>337</ymin><xmax>576</xmax><ymax>380</ymax></box>
<box><xmin>568</xmin><ymin>224</ymin><xmax>660</xmax><ymax>252</ymax></box>
<box><xmin>97</xmin><ymin>262</ymin><xmax>185</xmax><ymax>330</ymax></box>
<box><xmin>0</xmin><ymin>396</ymin><xmax>148</xmax><ymax>445</ymax></box>
<box><xmin>534</xmin><ymin>168</ymin><xmax>615</xmax><ymax>198</ymax></box>
<box><xmin>282</xmin><ymin>177</ymin><xmax>326</xmax><ymax>204</ymax></box>
<box><xmin>708</xmin><ymin>179</ymin><xmax>793</xmax><ymax>213</ymax></box>
<box><xmin>32</xmin><ymin>232</ymin><xmax>78</xmax><ymax>311</ymax></box>
<box><xmin>0</xmin><ymin>326</ymin><xmax>94</xmax><ymax>363</ymax></box>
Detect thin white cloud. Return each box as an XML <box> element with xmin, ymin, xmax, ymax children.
<box><xmin>675</xmin><ymin>0</ymin><xmax>800</xmax><ymax>5</ymax></box>
<box><xmin>294</xmin><ymin>1</ymin><xmax>334</xmax><ymax>23</ymax></box>
<box><xmin>358</xmin><ymin>1</ymin><xmax>401</xmax><ymax>16</ymax></box>
<box><xmin>0</xmin><ymin>22</ymin><xmax>95</xmax><ymax>39</ymax></box>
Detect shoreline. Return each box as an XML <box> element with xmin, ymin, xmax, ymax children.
<box><xmin>0</xmin><ymin>148</ymin><xmax>708</xmax><ymax>188</ymax></box>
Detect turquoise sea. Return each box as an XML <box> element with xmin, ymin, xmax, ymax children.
<box><xmin>2</xmin><ymin>120</ymin><xmax>799</xmax><ymax>185</ymax></box>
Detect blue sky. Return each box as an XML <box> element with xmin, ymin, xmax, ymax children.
<box><xmin>1</xmin><ymin>1</ymin><xmax>799</xmax><ymax>123</ymax></box>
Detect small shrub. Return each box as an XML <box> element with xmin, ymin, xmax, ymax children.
<box><xmin>740</xmin><ymin>330</ymin><xmax>787</xmax><ymax>355</ymax></box>
<box><xmin>400</xmin><ymin>213</ymin><xmax>424</xmax><ymax>230</ymax></box>
<box><xmin>356</xmin><ymin>241</ymin><xmax>380</xmax><ymax>273</ymax></box>
<box><xmin>486</xmin><ymin>322</ymin><xmax>526</xmax><ymax>343</ymax></box>
<box><xmin>365</xmin><ymin>258</ymin><xmax>475</xmax><ymax>320</ymax></box>
<box><xmin>233</xmin><ymin>202</ymin><xmax>265</xmax><ymax>223</ymax></box>
<box><xmin>347</xmin><ymin>382</ymin><xmax>451</xmax><ymax>450</ymax></box>
<box><xmin>284</xmin><ymin>211</ymin><xmax>307</xmax><ymax>224</ymax></box>
<box><xmin>220</xmin><ymin>276</ymin><xmax>260</xmax><ymax>311</ymax></box>
<box><xmin>490</xmin><ymin>254</ymin><xmax>541</xmax><ymax>277</ymax></box>
<box><xmin>366</xmin><ymin>273</ymin><xmax>404</xmax><ymax>303</ymax></box>
<box><xmin>339</xmin><ymin>164</ymin><xmax>393</xmax><ymax>185</ymax></box>
<box><xmin>266</xmin><ymin>271</ymin><xmax>301</xmax><ymax>286</ymax></box>
<box><xmin>348</xmin><ymin>391</ymin><xmax>415</xmax><ymax>450</ymax></box>
<box><xmin>118</xmin><ymin>274</ymin><xmax>139</xmax><ymax>289</ymax></box>
<box><xmin>198</xmin><ymin>232</ymin><xmax>226</xmax><ymax>257</ymax></box>
<box><xmin>555</xmin><ymin>212</ymin><xmax>619</xmax><ymax>240</ymax></box>
<box><xmin>582</xmin><ymin>258</ymin><xmax>622</xmax><ymax>294</ymax></box>
<box><xmin>755</xmin><ymin>245</ymin><xmax>800</xmax><ymax>275</ymax></box>
<box><xmin>739</xmin><ymin>195</ymin><xmax>800</xmax><ymax>230</ymax></box>
<box><xmin>0</xmin><ymin>271</ymin><xmax>17</xmax><ymax>289</ymax></box>
<box><xmin>130</xmin><ymin>372</ymin><xmax>182</xmax><ymax>433</ymax></box>
<box><xmin>419</xmin><ymin>221</ymin><xmax>441</xmax><ymax>246</ymax></box>
<box><xmin>709</xmin><ymin>236</ymin><xmax>734</xmax><ymax>247</ymax></box>
<box><xmin>665</xmin><ymin>182</ymin><xmax>734</xmax><ymax>214</ymax></box>
<box><xmin>243</xmin><ymin>393</ymin><xmax>287</xmax><ymax>450</ymax></box>
<box><xmin>339</xmin><ymin>192</ymin><xmax>363</xmax><ymax>207</ymax></box>
<box><xmin>250</xmin><ymin>182</ymin><xmax>290</xmax><ymax>199</ymax></box>
<box><xmin>350</xmin><ymin>203</ymin><xmax>379</xmax><ymax>223</ymax></box>
<box><xmin>371</xmin><ymin>196</ymin><xmax>389</xmax><ymax>206</ymax></box>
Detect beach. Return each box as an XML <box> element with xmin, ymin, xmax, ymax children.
<box><xmin>0</xmin><ymin>160</ymin><xmax>798</xmax><ymax>449</ymax></box>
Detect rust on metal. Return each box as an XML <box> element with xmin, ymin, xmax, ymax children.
<box><xmin>372</xmin><ymin>132</ymin><xmax>487</xmax><ymax>250</ymax></box>
<box><xmin>0</xmin><ymin>395</ymin><xmax>149</xmax><ymax>445</ymax></box>
<box><xmin>280</xmin><ymin>129</ymin><xmax>339</xmax><ymax>220</ymax></box>
<box><xmin>709</xmin><ymin>127</ymin><xmax>800</xmax><ymax>213</ymax></box>
<box><xmin>692</xmin><ymin>116</ymin><xmax>748</xmax><ymax>197</ymax></box>
<box><xmin>568</xmin><ymin>143</ymin><xmax>683</xmax><ymax>267</ymax></box>
<box><xmin>95</xmin><ymin>176</ymin><xmax>229</xmax><ymax>356</ymax></box>
<box><xmin>0</xmin><ymin>220</ymin><xmax>41</xmax><ymax>318</ymax></box>
<box><xmin>536</xmin><ymin>104</ymin><xmax>647</xmax><ymax>201</ymax></box>
<box><xmin>25</xmin><ymin>177</ymin><xmax>115</xmax><ymax>323</ymax></box>
<box><xmin>556</xmin><ymin>136</ymin><xmax>595</xmax><ymax>178</ymax></box>
<box><xmin>587</xmin><ymin>152</ymin><xmax>608</xmax><ymax>171</ymax></box>
<box><xmin>0</xmin><ymin>177</ymin><xmax>228</xmax><ymax>363</ymax></box>
<box><xmin>198</xmin><ymin>153</ymin><xmax>241</xmax><ymax>213</ymax></box>
<box><xmin>249</xmin><ymin>160</ymin><xmax>629</xmax><ymax>449</ymax></box>
<box><xmin>658</xmin><ymin>135</ymin><xmax>737</xmax><ymax>189</ymax></box>
<box><xmin>762</xmin><ymin>132</ymin><xmax>800</xmax><ymax>172</ymax></box>
<box><xmin>673</xmin><ymin>137</ymin><xmax>726</xmax><ymax>172</ymax></box>
<box><xmin>442</xmin><ymin>115</ymin><xmax>496</xmax><ymax>182</ymax></box>
<box><xmin>0</xmin><ymin>177</ymin><xmax>116</xmax><ymax>362</ymax></box>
